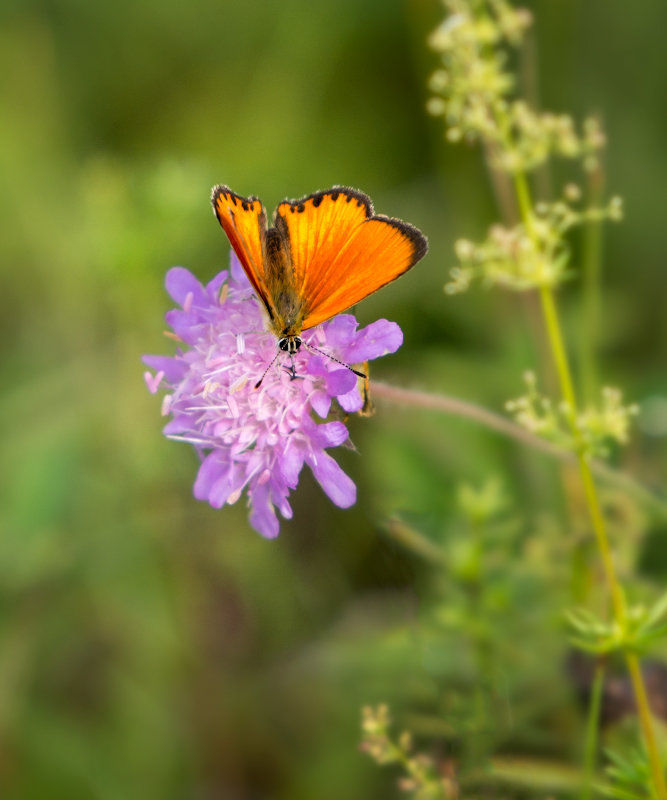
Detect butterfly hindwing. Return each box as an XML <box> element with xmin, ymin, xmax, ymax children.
<box><xmin>275</xmin><ymin>187</ymin><xmax>427</xmax><ymax>331</ymax></box>
<box><xmin>211</xmin><ymin>185</ymin><xmax>272</xmax><ymax>313</ymax></box>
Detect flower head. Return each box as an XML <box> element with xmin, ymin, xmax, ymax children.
<box><xmin>143</xmin><ymin>252</ymin><xmax>403</xmax><ymax>538</ymax></box>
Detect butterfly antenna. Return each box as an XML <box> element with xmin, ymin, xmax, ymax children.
<box><xmin>254</xmin><ymin>352</ymin><xmax>280</xmax><ymax>389</ymax></box>
<box><xmin>301</xmin><ymin>342</ymin><xmax>366</xmax><ymax>379</ymax></box>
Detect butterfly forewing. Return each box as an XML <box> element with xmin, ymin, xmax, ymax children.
<box><xmin>211</xmin><ymin>185</ymin><xmax>271</xmax><ymax>310</ymax></box>
<box><xmin>274</xmin><ymin>188</ymin><xmax>372</xmax><ymax>313</ymax></box>
<box><xmin>277</xmin><ymin>189</ymin><xmax>427</xmax><ymax>331</ymax></box>
<box><xmin>308</xmin><ymin>216</ymin><xmax>426</xmax><ymax>329</ymax></box>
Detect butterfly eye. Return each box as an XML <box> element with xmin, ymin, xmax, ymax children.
<box><xmin>278</xmin><ymin>336</ymin><xmax>302</xmax><ymax>354</ymax></box>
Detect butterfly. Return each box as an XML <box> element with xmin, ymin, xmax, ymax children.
<box><xmin>211</xmin><ymin>185</ymin><xmax>428</xmax><ymax>382</ymax></box>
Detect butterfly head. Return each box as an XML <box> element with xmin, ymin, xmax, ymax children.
<box><xmin>278</xmin><ymin>335</ymin><xmax>302</xmax><ymax>355</ymax></box>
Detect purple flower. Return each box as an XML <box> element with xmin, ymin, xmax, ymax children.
<box><xmin>143</xmin><ymin>252</ymin><xmax>403</xmax><ymax>538</ymax></box>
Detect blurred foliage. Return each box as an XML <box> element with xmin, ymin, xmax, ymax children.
<box><xmin>1</xmin><ymin>0</ymin><xmax>667</xmax><ymax>798</ymax></box>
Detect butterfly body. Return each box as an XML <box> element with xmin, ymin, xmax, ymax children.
<box><xmin>261</xmin><ymin>226</ymin><xmax>306</xmax><ymax>351</ymax></box>
<box><xmin>211</xmin><ymin>185</ymin><xmax>427</xmax><ymax>361</ymax></box>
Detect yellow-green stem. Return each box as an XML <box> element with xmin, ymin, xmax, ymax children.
<box><xmin>539</xmin><ymin>284</ymin><xmax>625</xmax><ymax>617</ymax></box>
<box><xmin>513</xmin><ymin>170</ymin><xmax>534</xmax><ymax>228</ymax></box>
<box><xmin>626</xmin><ymin>651</ymin><xmax>667</xmax><ymax>798</ymax></box>
<box><xmin>513</xmin><ymin>167</ymin><xmax>666</xmax><ymax>799</ymax></box>
<box><xmin>574</xmin><ymin>446</ymin><xmax>626</xmax><ymax>623</ymax></box>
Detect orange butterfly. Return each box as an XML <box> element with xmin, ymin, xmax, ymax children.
<box><xmin>211</xmin><ymin>185</ymin><xmax>428</xmax><ymax>372</ymax></box>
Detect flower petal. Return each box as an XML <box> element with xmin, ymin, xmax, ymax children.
<box><xmin>308</xmin><ymin>451</ymin><xmax>356</xmax><ymax>508</ymax></box>
<box><xmin>205</xmin><ymin>270</ymin><xmax>228</xmax><ymax>300</ymax></box>
<box><xmin>309</xmin><ymin>419</ymin><xmax>349</xmax><ymax>448</ymax></box>
<box><xmin>310</xmin><ymin>390</ymin><xmax>332</xmax><ymax>418</ymax></box>
<box><xmin>143</xmin><ymin>370</ymin><xmax>164</xmax><ymax>394</ymax></box>
<box><xmin>142</xmin><ymin>355</ymin><xmax>188</xmax><ymax>382</ymax></box>
<box><xmin>194</xmin><ymin>452</ymin><xmax>228</xmax><ymax>503</ymax></box>
<box><xmin>321</xmin><ymin>315</ymin><xmax>358</xmax><ymax>347</ymax></box>
<box><xmin>345</xmin><ymin>319</ymin><xmax>403</xmax><ymax>362</ymax></box>
<box><xmin>165</xmin><ymin>309</ymin><xmax>205</xmax><ymax>343</ymax></box>
<box><xmin>165</xmin><ymin>267</ymin><xmax>206</xmax><ymax>307</ymax></box>
<box><xmin>249</xmin><ymin>483</ymin><xmax>280</xmax><ymax>539</ymax></box>
<box><xmin>338</xmin><ymin>386</ymin><xmax>364</xmax><ymax>413</ymax></box>
<box><xmin>279</xmin><ymin>443</ymin><xmax>306</xmax><ymax>486</ymax></box>
<box><xmin>326</xmin><ymin>368</ymin><xmax>357</xmax><ymax>396</ymax></box>
<box><xmin>229</xmin><ymin>251</ymin><xmax>252</xmax><ymax>290</ymax></box>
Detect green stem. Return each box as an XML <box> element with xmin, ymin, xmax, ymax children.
<box><xmin>539</xmin><ymin>284</ymin><xmax>625</xmax><ymax>618</ymax></box>
<box><xmin>626</xmin><ymin>651</ymin><xmax>667</xmax><ymax>798</ymax></box>
<box><xmin>383</xmin><ymin>517</ymin><xmax>448</xmax><ymax>566</ymax></box>
<box><xmin>370</xmin><ymin>381</ymin><xmax>667</xmax><ymax>520</ymax></box>
<box><xmin>513</xmin><ymin>170</ymin><xmax>534</xmax><ymax>226</ymax></box>
<box><xmin>538</xmin><ymin>285</ymin><xmax>579</xmax><ymax>419</ymax></box>
<box><xmin>476</xmin><ymin>88</ymin><xmax>663</xmax><ymax>796</ymax></box>
<box><xmin>582</xmin><ymin>661</ymin><xmax>605</xmax><ymax>800</ymax></box>
<box><xmin>513</xmin><ymin>169</ymin><xmax>666</xmax><ymax>800</ymax></box>
<box><xmin>573</xmin><ymin>443</ymin><xmax>626</xmax><ymax>622</ymax></box>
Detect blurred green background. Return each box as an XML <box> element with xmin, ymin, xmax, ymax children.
<box><xmin>2</xmin><ymin>0</ymin><xmax>667</xmax><ymax>797</ymax></box>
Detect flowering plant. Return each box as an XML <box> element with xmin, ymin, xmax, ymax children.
<box><xmin>143</xmin><ymin>252</ymin><xmax>403</xmax><ymax>538</ymax></box>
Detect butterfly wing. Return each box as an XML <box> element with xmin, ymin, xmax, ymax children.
<box><xmin>211</xmin><ymin>185</ymin><xmax>271</xmax><ymax>311</ymax></box>
<box><xmin>274</xmin><ymin>187</ymin><xmax>427</xmax><ymax>331</ymax></box>
<box><xmin>300</xmin><ymin>213</ymin><xmax>428</xmax><ymax>330</ymax></box>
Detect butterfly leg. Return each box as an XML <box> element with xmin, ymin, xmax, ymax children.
<box><xmin>282</xmin><ymin>354</ymin><xmax>303</xmax><ymax>382</ymax></box>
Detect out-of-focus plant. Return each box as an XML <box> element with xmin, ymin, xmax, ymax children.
<box><xmin>602</xmin><ymin>745</ymin><xmax>660</xmax><ymax>800</ymax></box>
<box><xmin>429</xmin><ymin>0</ymin><xmax>665</xmax><ymax>794</ymax></box>
<box><xmin>506</xmin><ymin>372</ymin><xmax>638</xmax><ymax>459</ymax></box>
<box><xmin>364</xmin><ymin>1</ymin><xmax>667</xmax><ymax>798</ymax></box>
<box><xmin>362</xmin><ymin>477</ymin><xmax>573</xmax><ymax>794</ymax></box>
<box><xmin>361</xmin><ymin>705</ymin><xmax>458</xmax><ymax>799</ymax></box>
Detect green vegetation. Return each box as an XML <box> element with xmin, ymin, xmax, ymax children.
<box><xmin>2</xmin><ymin>0</ymin><xmax>666</xmax><ymax>797</ymax></box>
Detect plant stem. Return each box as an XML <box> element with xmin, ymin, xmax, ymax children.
<box><xmin>580</xmin><ymin>162</ymin><xmax>605</xmax><ymax>403</ymax></box>
<box><xmin>370</xmin><ymin>381</ymin><xmax>667</xmax><ymax>520</ymax></box>
<box><xmin>539</xmin><ymin>283</ymin><xmax>626</xmax><ymax>617</ymax></box>
<box><xmin>581</xmin><ymin>661</ymin><xmax>604</xmax><ymax>800</ymax></box>
<box><xmin>626</xmin><ymin>651</ymin><xmax>667</xmax><ymax>798</ymax></box>
<box><xmin>383</xmin><ymin>516</ymin><xmax>448</xmax><ymax>566</ymax></box>
<box><xmin>513</xmin><ymin>168</ymin><xmax>667</xmax><ymax>800</ymax></box>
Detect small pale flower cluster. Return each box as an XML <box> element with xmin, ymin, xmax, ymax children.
<box><xmin>578</xmin><ymin>388</ymin><xmax>639</xmax><ymax>452</ymax></box>
<box><xmin>505</xmin><ymin>371</ymin><xmax>569</xmax><ymax>442</ymax></box>
<box><xmin>448</xmin><ymin>221</ymin><xmax>565</xmax><ymax>293</ymax></box>
<box><xmin>493</xmin><ymin>104</ymin><xmax>606</xmax><ymax>173</ymax></box>
<box><xmin>446</xmin><ymin>193</ymin><xmax>623</xmax><ymax>294</ymax></box>
<box><xmin>427</xmin><ymin>5</ymin><xmax>522</xmax><ymax>145</ymax></box>
<box><xmin>430</xmin><ymin>2</ymin><xmax>621</xmax><ymax>297</ymax></box>
<box><xmin>361</xmin><ymin>705</ymin><xmax>454</xmax><ymax>798</ymax></box>
<box><xmin>427</xmin><ymin>0</ymin><xmax>605</xmax><ymax>174</ymax></box>
<box><xmin>360</xmin><ymin>704</ymin><xmax>400</xmax><ymax>766</ymax></box>
<box><xmin>506</xmin><ymin>372</ymin><xmax>638</xmax><ymax>457</ymax></box>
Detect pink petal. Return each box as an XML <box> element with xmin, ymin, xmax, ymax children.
<box><xmin>308</xmin><ymin>451</ymin><xmax>356</xmax><ymax>508</ymax></box>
